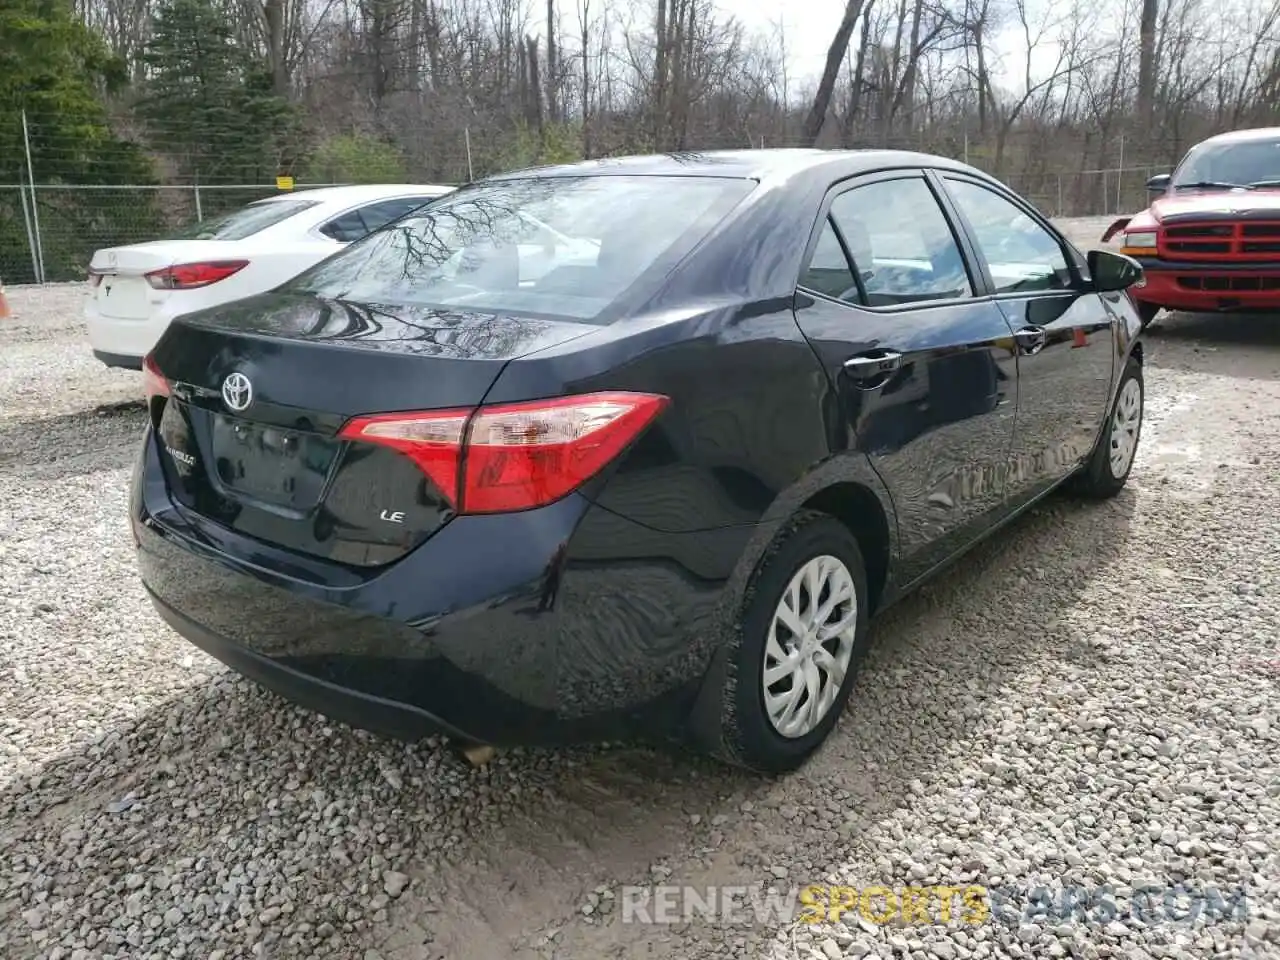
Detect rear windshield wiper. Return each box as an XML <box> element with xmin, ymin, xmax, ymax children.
<box><xmin>1172</xmin><ymin>180</ymin><xmax>1252</xmax><ymax>191</ymax></box>
<box><xmin>1248</xmin><ymin>179</ymin><xmax>1280</xmax><ymax>188</ymax></box>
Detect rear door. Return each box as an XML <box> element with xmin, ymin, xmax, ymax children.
<box><xmin>936</xmin><ymin>173</ymin><xmax>1115</xmax><ymax>503</ymax></box>
<box><xmin>791</xmin><ymin>171</ymin><xmax>1020</xmax><ymax>585</ymax></box>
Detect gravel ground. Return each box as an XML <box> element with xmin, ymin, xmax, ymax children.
<box><xmin>2</xmin><ymin>219</ymin><xmax>1278</xmax><ymax>960</ymax></box>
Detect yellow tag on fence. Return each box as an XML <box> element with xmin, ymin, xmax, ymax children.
<box><xmin>276</xmin><ymin>176</ymin><xmax>294</xmax><ymax>191</ymax></box>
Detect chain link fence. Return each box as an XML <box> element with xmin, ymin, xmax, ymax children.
<box><xmin>0</xmin><ymin>183</ymin><xmax>364</xmax><ymax>285</ymax></box>
<box><xmin>1</xmin><ymin>107</ymin><xmax>1165</xmax><ymax>285</ymax></box>
<box><xmin>1003</xmin><ymin>166</ymin><xmax>1162</xmax><ymax>224</ymax></box>
<box><xmin>1</xmin><ymin>168</ymin><xmax>1159</xmax><ymax>286</ymax></box>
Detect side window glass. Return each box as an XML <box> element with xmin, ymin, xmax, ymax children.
<box><xmin>359</xmin><ymin>197</ymin><xmax>432</xmax><ymax>233</ymax></box>
<box><xmin>799</xmin><ymin>218</ymin><xmax>858</xmax><ymax>301</ymax></box>
<box><xmin>829</xmin><ymin>178</ymin><xmax>972</xmax><ymax>306</ymax></box>
<box><xmin>944</xmin><ymin>179</ymin><xmax>1070</xmax><ymax>294</ymax></box>
<box><xmin>319</xmin><ymin>209</ymin><xmax>371</xmax><ymax>243</ymax></box>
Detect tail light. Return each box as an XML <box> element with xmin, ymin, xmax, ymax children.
<box><xmin>339</xmin><ymin>391</ymin><xmax>669</xmax><ymax>513</ymax></box>
<box><xmin>144</xmin><ymin>260</ymin><xmax>249</xmax><ymax>290</ymax></box>
<box><xmin>142</xmin><ymin>353</ymin><xmax>170</xmax><ymax>404</ymax></box>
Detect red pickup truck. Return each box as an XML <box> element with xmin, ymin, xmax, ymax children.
<box><xmin>1102</xmin><ymin>127</ymin><xmax>1280</xmax><ymax>326</ymax></box>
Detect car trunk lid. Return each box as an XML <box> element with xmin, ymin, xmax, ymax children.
<box><xmin>147</xmin><ymin>292</ymin><xmax>595</xmax><ymax>567</ymax></box>
<box><xmin>89</xmin><ymin>240</ymin><xmax>234</xmax><ymax>320</ymax></box>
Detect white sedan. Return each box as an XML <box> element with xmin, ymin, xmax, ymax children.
<box><xmin>85</xmin><ymin>183</ymin><xmax>454</xmax><ymax>369</ymax></box>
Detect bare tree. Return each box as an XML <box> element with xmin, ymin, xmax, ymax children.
<box><xmin>53</xmin><ymin>0</ymin><xmax>1280</xmax><ymax>219</ymax></box>
<box><xmin>802</xmin><ymin>0</ymin><xmax>867</xmax><ymax>145</ymax></box>
<box><xmin>1137</xmin><ymin>0</ymin><xmax>1158</xmax><ymax>130</ymax></box>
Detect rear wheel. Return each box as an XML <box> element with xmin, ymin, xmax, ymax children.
<box><xmin>1072</xmin><ymin>356</ymin><xmax>1144</xmax><ymax>498</ymax></box>
<box><xmin>693</xmin><ymin>510</ymin><xmax>869</xmax><ymax>774</ymax></box>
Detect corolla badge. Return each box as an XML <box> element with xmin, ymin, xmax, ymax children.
<box><xmin>165</xmin><ymin>445</ymin><xmax>196</xmax><ymax>467</ymax></box>
<box><xmin>221</xmin><ymin>372</ymin><xmax>253</xmax><ymax>412</ymax></box>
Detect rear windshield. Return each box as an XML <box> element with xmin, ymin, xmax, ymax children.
<box><xmin>280</xmin><ymin>175</ymin><xmax>755</xmax><ymax>322</ymax></box>
<box><xmin>167</xmin><ymin>196</ymin><xmax>321</xmax><ymax>241</ymax></box>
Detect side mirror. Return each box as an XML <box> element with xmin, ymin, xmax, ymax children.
<box><xmin>1088</xmin><ymin>248</ymin><xmax>1144</xmax><ymax>292</ymax></box>
<box><xmin>1145</xmin><ymin>173</ymin><xmax>1172</xmax><ymax>194</ymax></box>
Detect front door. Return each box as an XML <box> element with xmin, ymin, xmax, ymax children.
<box><xmin>937</xmin><ymin>175</ymin><xmax>1117</xmax><ymax>504</ymax></box>
<box><xmin>791</xmin><ymin>172</ymin><xmax>1020</xmax><ymax>586</ymax></box>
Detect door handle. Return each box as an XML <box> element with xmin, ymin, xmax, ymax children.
<box><xmin>1013</xmin><ymin>326</ymin><xmax>1048</xmax><ymax>353</ymax></box>
<box><xmin>843</xmin><ymin>350</ymin><xmax>903</xmax><ymax>379</ymax></box>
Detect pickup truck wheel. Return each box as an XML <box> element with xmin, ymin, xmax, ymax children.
<box><xmin>1137</xmin><ymin>302</ymin><xmax>1160</xmax><ymax>328</ymax></box>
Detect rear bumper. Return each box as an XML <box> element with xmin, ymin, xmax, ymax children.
<box><xmin>86</xmin><ymin>300</ymin><xmax>176</xmax><ymax>361</ymax></box>
<box><xmin>147</xmin><ymin>586</ymin><xmax>475</xmax><ymax>741</ymax></box>
<box><xmin>131</xmin><ymin>428</ymin><xmax>749</xmax><ymax>746</ymax></box>
<box><xmin>1133</xmin><ymin>257</ymin><xmax>1280</xmax><ymax>311</ymax></box>
<box><xmin>93</xmin><ymin>350</ymin><xmax>143</xmax><ymax>370</ymax></box>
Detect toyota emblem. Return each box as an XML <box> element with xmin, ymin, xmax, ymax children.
<box><xmin>221</xmin><ymin>372</ymin><xmax>253</xmax><ymax>412</ymax></box>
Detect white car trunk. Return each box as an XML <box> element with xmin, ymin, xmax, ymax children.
<box><xmin>88</xmin><ymin>241</ymin><xmax>236</xmax><ymax>321</ymax></box>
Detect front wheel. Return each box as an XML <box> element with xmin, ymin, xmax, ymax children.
<box><xmin>1072</xmin><ymin>356</ymin><xmax>1144</xmax><ymax>498</ymax></box>
<box><xmin>692</xmin><ymin>510</ymin><xmax>870</xmax><ymax>774</ymax></box>
<box><xmin>1137</xmin><ymin>301</ymin><xmax>1161</xmax><ymax>329</ymax></box>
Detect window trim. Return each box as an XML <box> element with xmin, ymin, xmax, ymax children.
<box><xmin>932</xmin><ymin>171</ymin><xmax>1084</xmax><ymax>300</ymax></box>
<box><xmin>795</xmin><ymin>168</ymin><xmax>989</xmax><ymax>314</ymax></box>
<box><xmin>318</xmin><ymin>207</ymin><xmax>373</xmax><ymax>243</ymax></box>
<box><xmin>358</xmin><ymin>196</ymin><xmax>444</xmax><ymax>235</ymax></box>
<box><xmin>800</xmin><ymin>215</ymin><xmax>866</xmax><ymax>304</ymax></box>
<box><xmin>310</xmin><ymin>192</ymin><xmax>447</xmax><ymax>244</ymax></box>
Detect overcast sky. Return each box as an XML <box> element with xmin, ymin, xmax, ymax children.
<box><xmin>542</xmin><ymin>0</ymin><xmax>1051</xmax><ymax>97</ymax></box>
<box><xmin>724</xmin><ymin>0</ymin><xmax>864</xmax><ymax>87</ymax></box>
<box><xmin>722</xmin><ymin>0</ymin><xmax>1048</xmax><ymax>91</ymax></box>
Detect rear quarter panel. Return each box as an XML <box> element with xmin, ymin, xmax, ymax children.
<box><xmin>483</xmin><ymin>303</ymin><xmax>827</xmax><ymax>532</ymax></box>
<box><xmin>485</xmin><ymin>297</ymin><xmax>899</xmax><ymax>567</ymax></box>
<box><xmin>207</xmin><ymin>243</ymin><xmax>338</xmax><ymax>305</ymax></box>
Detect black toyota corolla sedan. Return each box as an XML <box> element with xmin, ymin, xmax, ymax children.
<box><xmin>132</xmin><ymin>149</ymin><xmax>1146</xmax><ymax>774</ymax></box>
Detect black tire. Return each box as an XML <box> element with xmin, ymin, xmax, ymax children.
<box><xmin>1073</xmin><ymin>356</ymin><xmax>1144</xmax><ymax>498</ymax></box>
<box><xmin>692</xmin><ymin>510</ymin><xmax>870</xmax><ymax>774</ymax></box>
<box><xmin>1137</xmin><ymin>301</ymin><xmax>1161</xmax><ymax>329</ymax></box>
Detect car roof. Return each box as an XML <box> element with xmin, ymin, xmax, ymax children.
<box><xmin>480</xmin><ymin>148</ymin><xmax>990</xmax><ymax>184</ymax></box>
<box><xmin>252</xmin><ymin>183</ymin><xmax>455</xmax><ymax>206</ymax></box>
<box><xmin>1197</xmin><ymin>127</ymin><xmax>1280</xmax><ymax>146</ymax></box>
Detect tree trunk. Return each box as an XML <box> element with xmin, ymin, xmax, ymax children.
<box><xmin>802</xmin><ymin>0</ymin><xmax>866</xmax><ymax>146</ymax></box>
<box><xmin>581</xmin><ymin>0</ymin><xmax>592</xmax><ymax>157</ymax></box>
<box><xmin>653</xmin><ymin>0</ymin><xmax>669</xmax><ymax>148</ymax></box>
<box><xmin>262</xmin><ymin>0</ymin><xmax>288</xmax><ymax>95</ymax></box>
<box><xmin>424</xmin><ymin>0</ymin><xmax>439</xmax><ymax>88</ymax></box>
<box><xmin>545</xmin><ymin>0</ymin><xmax>557</xmax><ymax>123</ymax></box>
<box><xmin>526</xmin><ymin>36</ymin><xmax>543</xmax><ymax>131</ymax></box>
<box><xmin>899</xmin><ymin>0</ymin><xmax>924</xmax><ymax>133</ymax></box>
<box><xmin>409</xmin><ymin>0</ymin><xmax>422</xmax><ymax>92</ymax></box>
<box><xmin>844</xmin><ymin>0</ymin><xmax>875</xmax><ymax>143</ymax></box>
<box><xmin>974</xmin><ymin>21</ymin><xmax>988</xmax><ymax>135</ymax></box>
<box><xmin>1137</xmin><ymin>0</ymin><xmax>1159</xmax><ymax>131</ymax></box>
